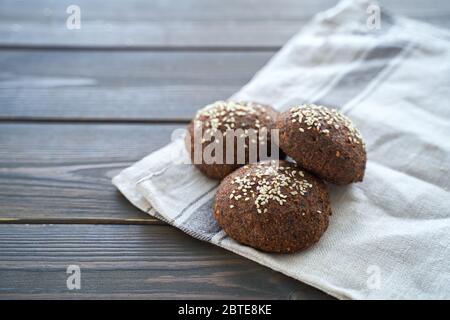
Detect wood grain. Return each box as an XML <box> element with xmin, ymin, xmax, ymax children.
<box><xmin>0</xmin><ymin>0</ymin><xmax>335</xmax><ymax>48</ymax></box>
<box><xmin>0</xmin><ymin>224</ymin><xmax>332</xmax><ymax>299</ymax></box>
<box><xmin>0</xmin><ymin>123</ymin><xmax>186</xmax><ymax>222</ymax></box>
<box><xmin>0</xmin><ymin>50</ymin><xmax>273</xmax><ymax>121</ymax></box>
<box><xmin>1</xmin><ymin>0</ymin><xmax>449</xmax><ymax>300</ymax></box>
<box><xmin>0</xmin><ymin>0</ymin><xmax>449</xmax><ymax>48</ymax></box>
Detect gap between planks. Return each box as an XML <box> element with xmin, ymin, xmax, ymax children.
<box><xmin>0</xmin><ymin>117</ymin><xmax>191</xmax><ymax>124</ymax></box>
<box><xmin>0</xmin><ymin>217</ymin><xmax>167</xmax><ymax>226</ymax></box>
<box><xmin>0</xmin><ymin>44</ymin><xmax>281</xmax><ymax>52</ymax></box>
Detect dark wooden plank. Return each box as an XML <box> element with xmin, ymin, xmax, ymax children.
<box><xmin>0</xmin><ymin>224</ymin><xmax>332</xmax><ymax>299</ymax></box>
<box><xmin>0</xmin><ymin>50</ymin><xmax>273</xmax><ymax>121</ymax></box>
<box><xmin>0</xmin><ymin>0</ymin><xmax>336</xmax><ymax>48</ymax></box>
<box><xmin>0</xmin><ymin>0</ymin><xmax>449</xmax><ymax>48</ymax></box>
<box><xmin>0</xmin><ymin>123</ymin><xmax>188</xmax><ymax>222</ymax></box>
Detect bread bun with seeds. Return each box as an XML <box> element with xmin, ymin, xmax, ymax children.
<box><xmin>276</xmin><ymin>104</ymin><xmax>366</xmax><ymax>185</ymax></box>
<box><xmin>214</xmin><ymin>160</ymin><xmax>331</xmax><ymax>253</ymax></box>
<box><xmin>186</xmin><ymin>101</ymin><xmax>279</xmax><ymax>180</ymax></box>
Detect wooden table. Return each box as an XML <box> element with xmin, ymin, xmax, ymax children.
<box><xmin>1</xmin><ymin>0</ymin><xmax>448</xmax><ymax>299</ymax></box>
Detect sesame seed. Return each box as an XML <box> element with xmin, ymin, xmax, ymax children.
<box><xmin>290</xmin><ymin>104</ymin><xmax>364</xmax><ymax>146</ymax></box>
<box><xmin>230</xmin><ymin>163</ymin><xmax>313</xmax><ymax>214</ymax></box>
<box><xmin>195</xmin><ymin>101</ymin><xmax>267</xmax><ymax>136</ymax></box>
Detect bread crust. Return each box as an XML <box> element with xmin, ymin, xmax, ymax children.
<box><xmin>186</xmin><ymin>101</ymin><xmax>279</xmax><ymax>180</ymax></box>
<box><xmin>276</xmin><ymin>104</ymin><xmax>366</xmax><ymax>185</ymax></box>
<box><xmin>214</xmin><ymin>160</ymin><xmax>331</xmax><ymax>253</ymax></box>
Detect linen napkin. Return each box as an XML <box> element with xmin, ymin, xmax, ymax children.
<box><xmin>113</xmin><ymin>0</ymin><xmax>450</xmax><ymax>299</ymax></box>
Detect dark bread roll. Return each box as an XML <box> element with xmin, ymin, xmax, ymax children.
<box><xmin>214</xmin><ymin>160</ymin><xmax>331</xmax><ymax>253</ymax></box>
<box><xmin>276</xmin><ymin>104</ymin><xmax>366</xmax><ymax>185</ymax></box>
<box><xmin>186</xmin><ymin>101</ymin><xmax>279</xmax><ymax>180</ymax></box>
